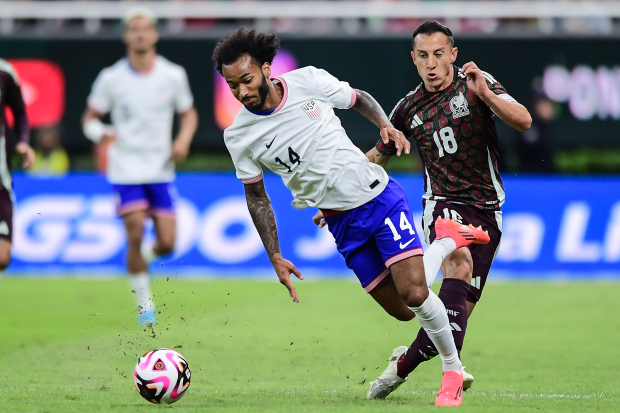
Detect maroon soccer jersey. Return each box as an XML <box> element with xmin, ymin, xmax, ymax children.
<box><xmin>0</xmin><ymin>59</ymin><xmax>30</xmax><ymax>172</ymax></box>
<box><xmin>378</xmin><ymin>66</ymin><xmax>512</xmax><ymax>211</ymax></box>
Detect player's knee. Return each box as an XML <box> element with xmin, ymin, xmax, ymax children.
<box><xmin>443</xmin><ymin>249</ymin><xmax>473</xmax><ymax>283</ymax></box>
<box><xmin>157</xmin><ymin>239</ymin><xmax>175</xmax><ymax>256</ymax></box>
<box><xmin>400</xmin><ymin>286</ymin><xmax>429</xmax><ymax>308</ymax></box>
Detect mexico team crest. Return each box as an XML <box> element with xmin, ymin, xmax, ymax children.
<box><xmin>449</xmin><ymin>92</ymin><xmax>470</xmax><ymax>119</ymax></box>
<box><xmin>302</xmin><ymin>100</ymin><xmax>322</xmax><ymax>119</ymax></box>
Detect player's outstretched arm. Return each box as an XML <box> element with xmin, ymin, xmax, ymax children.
<box><xmin>364</xmin><ymin>147</ymin><xmax>392</xmax><ymax>169</ymax></box>
<box><xmin>352</xmin><ymin>89</ymin><xmax>410</xmax><ymax>157</ymax></box>
<box><xmin>462</xmin><ymin>61</ymin><xmax>532</xmax><ymax>132</ymax></box>
<box><xmin>244</xmin><ymin>180</ymin><xmax>304</xmax><ymax>302</ymax></box>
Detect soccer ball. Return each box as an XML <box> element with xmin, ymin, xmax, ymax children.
<box><xmin>133</xmin><ymin>348</ymin><xmax>191</xmax><ymax>404</ymax></box>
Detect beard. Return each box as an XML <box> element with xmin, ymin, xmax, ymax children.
<box><xmin>258</xmin><ymin>74</ymin><xmax>270</xmax><ymax>110</ymax></box>
<box><xmin>244</xmin><ymin>74</ymin><xmax>271</xmax><ymax>111</ymax></box>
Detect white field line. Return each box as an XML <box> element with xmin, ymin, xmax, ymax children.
<box><xmin>404</xmin><ymin>389</ymin><xmax>605</xmax><ymax>400</ymax></box>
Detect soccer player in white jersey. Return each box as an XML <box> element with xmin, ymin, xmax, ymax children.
<box><xmin>81</xmin><ymin>8</ymin><xmax>198</xmax><ymax>326</ymax></box>
<box><xmin>214</xmin><ymin>29</ymin><xmax>491</xmax><ymax>406</ymax></box>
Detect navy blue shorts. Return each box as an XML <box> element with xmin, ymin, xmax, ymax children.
<box><xmin>324</xmin><ymin>177</ymin><xmax>423</xmax><ymax>293</ymax></box>
<box><xmin>112</xmin><ymin>182</ymin><xmax>177</xmax><ymax>218</ymax></box>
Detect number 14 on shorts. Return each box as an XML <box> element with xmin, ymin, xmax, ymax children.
<box><xmin>385</xmin><ymin>211</ymin><xmax>415</xmax><ymax>241</ymax></box>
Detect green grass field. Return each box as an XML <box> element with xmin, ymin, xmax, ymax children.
<box><xmin>0</xmin><ymin>277</ymin><xmax>618</xmax><ymax>412</ymax></box>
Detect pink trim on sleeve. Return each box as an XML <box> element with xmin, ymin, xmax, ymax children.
<box><xmin>348</xmin><ymin>89</ymin><xmax>358</xmax><ymax>109</ymax></box>
<box><xmin>241</xmin><ymin>174</ymin><xmax>264</xmax><ymax>185</ymax></box>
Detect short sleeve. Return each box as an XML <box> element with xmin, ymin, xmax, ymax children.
<box><xmin>388</xmin><ymin>97</ymin><xmax>411</xmax><ymax>138</ymax></box>
<box><xmin>224</xmin><ymin>132</ymin><xmax>264</xmax><ymax>184</ymax></box>
<box><xmin>173</xmin><ymin>67</ymin><xmax>194</xmax><ymax>113</ymax></box>
<box><xmin>482</xmin><ymin>71</ymin><xmax>518</xmax><ymax>103</ymax></box>
<box><xmin>87</xmin><ymin>69</ymin><xmax>113</xmax><ymax>114</ymax></box>
<box><xmin>375</xmin><ymin>96</ymin><xmax>410</xmax><ymax>156</ymax></box>
<box><xmin>311</xmin><ymin>67</ymin><xmax>357</xmax><ymax>110</ymax></box>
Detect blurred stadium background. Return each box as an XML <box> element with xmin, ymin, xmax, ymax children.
<box><xmin>0</xmin><ymin>0</ymin><xmax>619</xmax><ymax>278</ymax></box>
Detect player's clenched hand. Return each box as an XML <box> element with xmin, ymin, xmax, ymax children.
<box><xmin>462</xmin><ymin>61</ymin><xmax>490</xmax><ymax>100</ymax></box>
<box><xmin>270</xmin><ymin>254</ymin><xmax>304</xmax><ymax>303</ymax></box>
<box><xmin>312</xmin><ymin>210</ymin><xmax>327</xmax><ymax>228</ymax></box>
<box><xmin>380</xmin><ymin>126</ymin><xmax>410</xmax><ymax>156</ymax></box>
<box><xmin>16</xmin><ymin>142</ymin><xmax>35</xmax><ymax>170</ymax></box>
<box><xmin>171</xmin><ymin>139</ymin><xmax>190</xmax><ymax>162</ymax></box>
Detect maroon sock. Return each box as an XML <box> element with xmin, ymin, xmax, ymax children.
<box><xmin>397</xmin><ymin>278</ymin><xmax>470</xmax><ymax>379</ymax></box>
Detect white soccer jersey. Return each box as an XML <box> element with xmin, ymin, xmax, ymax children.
<box><xmin>224</xmin><ymin>66</ymin><xmax>388</xmax><ymax>211</ymax></box>
<box><xmin>87</xmin><ymin>56</ymin><xmax>194</xmax><ymax>184</ymax></box>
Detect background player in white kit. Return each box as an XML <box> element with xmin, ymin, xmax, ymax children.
<box><xmin>81</xmin><ymin>9</ymin><xmax>198</xmax><ymax>325</ymax></box>
<box><xmin>214</xmin><ymin>29</ymin><xmax>490</xmax><ymax>406</ymax></box>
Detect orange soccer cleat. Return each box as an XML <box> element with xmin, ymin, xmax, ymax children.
<box><xmin>435</xmin><ymin>218</ymin><xmax>490</xmax><ymax>249</ymax></box>
<box><xmin>435</xmin><ymin>370</ymin><xmax>463</xmax><ymax>407</ymax></box>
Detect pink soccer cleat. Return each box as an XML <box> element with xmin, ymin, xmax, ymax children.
<box><xmin>435</xmin><ymin>218</ymin><xmax>490</xmax><ymax>249</ymax></box>
<box><xmin>434</xmin><ymin>370</ymin><xmax>463</xmax><ymax>407</ymax></box>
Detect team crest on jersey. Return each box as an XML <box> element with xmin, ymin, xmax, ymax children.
<box><xmin>301</xmin><ymin>100</ymin><xmax>322</xmax><ymax>119</ymax></box>
<box><xmin>449</xmin><ymin>92</ymin><xmax>470</xmax><ymax>119</ymax></box>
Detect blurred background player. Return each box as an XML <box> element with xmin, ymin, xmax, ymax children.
<box><xmin>367</xmin><ymin>21</ymin><xmax>531</xmax><ymax>396</ymax></box>
<box><xmin>0</xmin><ymin>59</ymin><xmax>36</xmax><ymax>271</ymax></box>
<box><xmin>81</xmin><ymin>8</ymin><xmax>198</xmax><ymax>325</ymax></box>
<box><xmin>28</xmin><ymin>125</ymin><xmax>70</xmax><ymax>177</ymax></box>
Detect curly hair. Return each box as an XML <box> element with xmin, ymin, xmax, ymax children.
<box><xmin>212</xmin><ymin>28</ymin><xmax>280</xmax><ymax>75</ymax></box>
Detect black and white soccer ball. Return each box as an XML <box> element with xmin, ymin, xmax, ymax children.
<box><xmin>133</xmin><ymin>348</ymin><xmax>191</xmax><ymax>404</ymax></box>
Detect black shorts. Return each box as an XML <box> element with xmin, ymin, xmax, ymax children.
<box><xmin>422</xmin><ymin>200</ymin><xmax>502</xmax><ymax>303</ymax></box>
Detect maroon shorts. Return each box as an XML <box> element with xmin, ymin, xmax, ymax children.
<box><xmin>422</xmin><ymin>200</ymin><xmax>502</xmax><ymax>303</ymax></box>
<box><xmin>0</xmin><ymin>187</ymin><xmax>12</xmax><ymax>241</ymax></box>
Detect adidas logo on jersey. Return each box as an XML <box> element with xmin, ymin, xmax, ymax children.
<box><xmin>449</xmin><ymin>92</ymin><xmax>470</xmax><ymax>119</ymax></box>
<box><xmin>410</xmin><ymin>114</ymin><xmax>423</xmax><ymax>129</ymax></box>
<box><xmin>302</xmin><ymin>100</ymin><xmax>322</xmax><ymax>119</ymax></box>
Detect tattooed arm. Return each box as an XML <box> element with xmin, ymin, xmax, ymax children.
<box><xmin>352</xmin><ymin>89</ymin><xmax>410</xmax><ymax>157</ymax></box>
<box><xmin>244</xmin><ymin>179</ymin><xmax>304</xmax><ymax>302</ymax></box>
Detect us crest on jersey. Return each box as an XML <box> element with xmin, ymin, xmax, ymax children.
<box><xmin>449</xmin><ymin>92</ymin><xmax>470</xmax><ymax>119</ymax></box>
<box><xmin>302</xmin><ymin>100</ymin><xmax>322</xmax><ymax>119</ymax></box>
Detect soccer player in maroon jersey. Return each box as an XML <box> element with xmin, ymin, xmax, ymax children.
<box><xmin>365</xmin><ymin>21</ymin><xmax>532</xmax><ymax>397</ymax></box>
<box><xmin>0</xmin><ymin>59</ymin><xmax>35</xmax><ymax>271</ymax></box>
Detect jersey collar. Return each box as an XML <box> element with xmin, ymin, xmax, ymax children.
<box><xmin>244</xmin><ymin>78</ymin><xmax>289</xmax><ymax>116</ymax></box>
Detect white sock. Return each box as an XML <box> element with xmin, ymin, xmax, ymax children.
<box><xmin>409</xmin><ymin>291</ymin><xmax>462</xmax><ymax>373</ymax></box>
<box><xmin>141</xmin><ymin>243</ymin><xmax>157</xmax><ymax>266</ymax></box>
<box><xmin>423</xmin><ymin>237</ymin><xmax>457</xmax><ymax>288</ymax></box>
<box><xmin>129</xmin><ymin>272</ymin><xmax>155</xmax><ymax>313</ymax></box>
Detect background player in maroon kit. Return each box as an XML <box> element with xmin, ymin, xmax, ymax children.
<box><xmin>366</xmin><ymin>21</ymin><xmax>532</xmax><ymax>395</ymax></box>
<box><xmin>0</xmin><ymin>59</ymin><xmax>35</xmax><ymax>270</ymax></box>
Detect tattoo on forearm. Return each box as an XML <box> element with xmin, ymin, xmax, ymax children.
<box><xmin>245</xmin><ymin>180</ymin><xmax>280</xmax><ymax>259</ymax></box>
<box><xmin>353</xmin><ymin>89</ymin><xmax>391</xmax><ymax>129</ymax></box>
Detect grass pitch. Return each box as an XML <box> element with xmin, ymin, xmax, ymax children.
<box><xmin>0</xmin><ymin>277</ymin><xmax>618</xmax><ymax>412</ymax></box>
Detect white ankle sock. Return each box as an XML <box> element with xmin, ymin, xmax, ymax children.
<box><xmin>409</xmin><ymin>291</ymin><xmax>462</xmax><ymax>373</ymax></box>
<box><xmin>141</xmin><ymin>243</ymin><xmax>157</xmax><ymax>266</ymax></box>
<box><xmin>129</xmin><ymin>272</ymin><xmax>155</xmax><ymax>313</ymax></box>
<box><xmin>423</xmin><ymin>237</ymin><xmax>457</xmax><ymax>287</ymax></box>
